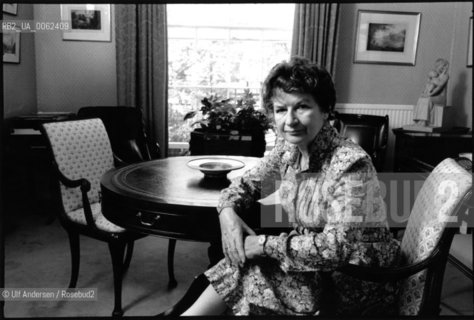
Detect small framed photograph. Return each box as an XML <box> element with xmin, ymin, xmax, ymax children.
<box><xmin>354</xmin><ymin>10</ymin><xmax>421</xmax><ymax>65</ymax></box>
<box><xmin>3</xmin><ymin>32</ymin><xmax>20</xmax><ymax>63</ymax></box>
<box><xmin>3</xmin><ymin>3</ymin><xmax>18</xmax><ymax>15</ymax></box>
<box><xmin>467</xmin><ymin>17</ymin><xmax>472</xmax><ymax>67</ymax></box>
<box><xmin>60</xmin><ymin>4</ymin><xmax>111</xmax><ymax>42</ymax></box>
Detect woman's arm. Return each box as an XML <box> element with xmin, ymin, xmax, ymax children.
<box><xmin>218</xmin><ymin>137</ymin><xmax>286</xmax><ymax>266</ymax></box>
<box><xmin>261</xmin><ymin>158</ymin><xmax>393</xmax><ymax>272</ymax></box>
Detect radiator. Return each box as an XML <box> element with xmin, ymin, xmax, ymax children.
<box><xmin>334</xmin><ymin>103</ymin><xmax>415</xmax><ymax>171</ymax></box>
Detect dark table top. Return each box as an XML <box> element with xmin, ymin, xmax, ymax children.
<box><xmin>100</xmin><ymin>155</ymin><xmax>261</xmax><ymax>241</ymax></box>
<box><xmin>101</xmin><ymin>155</ymin><xmax>260</xmax><ymax>209</ymax></box>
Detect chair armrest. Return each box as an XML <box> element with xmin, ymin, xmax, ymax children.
<box><xmin>51</xmin><ymin>161</ymin><xmax>100</xmax><ymax>232</ymax></box>
<box><xmin>148</xmin><ymin>141</ymin><xmax>161</xmax><ymax>159</ymax></box>
<box><xmin>337</xmin><ymin>247</ymin><xmax>444</xmax><ymax>282</ymax></box>
<box><xmin>113</xmin><ymin>153</ymin><xmax>127</xmax><ymax>167</ymax></box>
<box><xmin>144</xmin><ymin>128</ymin><xmax>161</xmax><ymax>159</ymax></box>
<box><xmin>52</xmin><ymin>162</ymin><xmax>90</xmax><ymax>191</ymax></box>
<box><xmin>154</xmin><ymin>142</ymin><xmax>161</xmax><ymax>159</ymax></box>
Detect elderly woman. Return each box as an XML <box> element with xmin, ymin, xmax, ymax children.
<box><xmin>181</xmin><ymin>57</ymin><xmax>399</xmax><ymax>316</ymax></box>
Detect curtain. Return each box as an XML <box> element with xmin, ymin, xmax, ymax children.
<box><xmin>115</xmin><ymin>4</ymin><xmax>168</xmax><ymax>157</ymax></box>
<box><xmin>291</xmin><ymin>3</ymin><xmax>340</xmax><ymax>77</ymax></box>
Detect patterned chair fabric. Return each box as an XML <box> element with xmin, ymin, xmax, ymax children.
<box><xmin>398</xmin><ymin>158</ymin><xmax>472</xmax><ymax>315</ymax></box>
<box><xmin>42</xmin><ymin>119</ymin><xmax>124</xmax><ymax>233</ymax></box>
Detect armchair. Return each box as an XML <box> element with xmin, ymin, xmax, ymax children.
<box><xmin>448</xmin><ymin>157</ymin><xmax>473</xmax><ymax>281</ymax></box>
<box><xmin>77</xmin><ymin>106</ymin><xmax>178</xmax><ymax>288</ymax></box>
<box><xmin>77</xmin><ymin>106</ymin><xmax>160</xmax><ymax>164</ymax></box>
<box><xmin>334</xmin><ymin>158</ymin><xmax>472</xmax><ymax>316</ymax></box>
<box><xmin>41</xmin><ymin>119</ymin><xmax>147</xmax><ymax>317</ymax></box>
<box><xmin>332</xmin><ymin>112</ymin><xmax>389</xmax><ymax>172</ymax></box>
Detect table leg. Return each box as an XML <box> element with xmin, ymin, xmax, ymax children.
<box><xmin>167</xmin><ymin>239</ymin><xmax>178</xmax><ymax>289</ymax></box>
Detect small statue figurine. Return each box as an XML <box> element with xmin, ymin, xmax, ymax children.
<box><xmin>412</xmin><ymin>58</ymin><xmax>449</xmax><ymax>127</ymax></box>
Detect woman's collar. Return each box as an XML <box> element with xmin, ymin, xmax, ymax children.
<box><xmin>282</xmin><ymin>121</ymin><xmax>336</xmax><ymax>168</ymax></box>
<box><xmin>307</xmin><ymin>121</ymin><xmax>335</xmax><ymax>156</ymax></box>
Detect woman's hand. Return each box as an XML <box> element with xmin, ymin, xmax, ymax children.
<box><xmin>219</xmin><ymin>207</ymin><xmax>256</xmax><ymax>267</ymax></box>
<box><xmin>244</xmin><ymin>235</ymin><xmax>265</xmax><ymax>260</ymax></box>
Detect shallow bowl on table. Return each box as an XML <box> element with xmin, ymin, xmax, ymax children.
<box><xmin>187</xmin><ymin>157</ymin><xmax>245</xmax><ymax>179</ymax></box>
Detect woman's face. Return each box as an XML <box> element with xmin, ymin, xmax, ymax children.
<box><xmin>272</xmin><ymin>89</ymin><xmax>327</xmax><ymax>150</ymax></box>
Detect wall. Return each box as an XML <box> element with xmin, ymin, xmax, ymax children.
<box><xmin>3</xmin><ymin>4</ymin><xmax>37</xmax><ymax>118</ymax></box>
<box><xmin>335</xmin><ymin>2</ymin><xmax>472</xmax><ymax>128</ymax></box>
<box><xmin>34</xmin><ymin>4</ymin><xmax>117</xmax><ymax>113</ymax></box>
<box><xmin>5</xmin><ymin>3</ymin><xmax>471</xmax><ymax>133</ymax></box>
<box><xmin>31</xmin><ymin>2</ymin><xmax>471</xmax><ymax>125</ymax></box>
<box><xmin>449</xmin><ymin>2</ymin><xmax>473</xmax><ymax>127</ymax></box>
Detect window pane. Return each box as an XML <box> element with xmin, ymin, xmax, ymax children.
<box><xmin>168</xmin><ymin>27</ymin><xmax>195</xmax><ymax>39</ymax></box>
<box><xmin>230</xmin><ymin>28</ymin><xmax>262</xmax><ymax>40</ymax></box>
<box><xmin>196</xmin><ymin>28</ymin><xmax>228</xmax><ymax>40</ymax></box>
<box><xmin>167</xmin><ymin>4</ymin><xmax>294</xmax><ymax>145</ymax></box>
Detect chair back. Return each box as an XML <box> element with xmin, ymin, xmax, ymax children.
<box><xmin>77</xmin><ymin>106</ymin><xmax>159</xmax><ymax>163</ymax></box>
<box><xmin>398</xmin><ymin>158</ymin><xmax>472</xmax><ymax>315</ymax></box>
<box><xmin>42</xmin><ymin>119</ymin><xmax>114</xmax><ymax>214</ymax></box>
<box><xmin>332</xmin><ymin>113</ymin><xmax>389</xmax><ymax>171</ymax></box>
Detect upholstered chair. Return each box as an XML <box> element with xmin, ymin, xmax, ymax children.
<box><xmin>448</xmin><ymin>157</ymin><xmax>473</xmax><ymax>281</ymax></box>
<box><xmin>77</xmin><ymin>106</ymin><xmax>177</xmax><ymax>288</ymax></box>
<box><xmin>337</xmin><ymin>158</ymin><xmax>472</xmax><ymax>316</ymax></box>
<box><xmin>41</xmin><ymin>119</ymin><xmax>147</xmax><ymax>317</ymax></box>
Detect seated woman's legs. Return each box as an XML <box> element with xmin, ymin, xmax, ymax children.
<box><xmin>182</xmin><ymin>284</ymin><xmax>227</xmax><ymax>316</ymax></box>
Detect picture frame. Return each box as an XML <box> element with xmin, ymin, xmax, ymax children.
<box><xmin>3</xmin><ymin>3</ymin><xmax>18</xmax><ymax>15</ymax></box>
<box><xmin>60</xmin><ymin>4</ymin><xmax>111</xmax><ymax>42</ymax></box>
<box><xmin>467</xmin><ymin>17</ymin><xmax>472</xmax><ymax>67</ymax></box>
<box><xmin>3</xmin><ymin>32</ymin><xmax>20</xmax><ymax>63</ymax></box>
<box><xmin>354</xmin><ymin>10</ymin><xmax>421</xmax><ymax>66</ymax></box>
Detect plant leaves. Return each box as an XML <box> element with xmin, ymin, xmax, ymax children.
<box><xmin>186</xmin><ymin>92</ymin><xmax>270</xmax><ymax>133</ymax></box>
<box><xmin>183</xmin><ymin>111</ymin><xmax>197</xmax><ymax>121</ymax></box>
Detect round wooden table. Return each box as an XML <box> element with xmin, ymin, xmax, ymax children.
<box><xmin>101</xmin><ymin>155</ymin><xmax>260</xmax><ymax>269</ymax></box>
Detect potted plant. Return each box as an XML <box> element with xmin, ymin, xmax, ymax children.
<box><xmin>184</xmin><ymin>89</ymin><xmax>271</xmax><ymax>157</ymax></box>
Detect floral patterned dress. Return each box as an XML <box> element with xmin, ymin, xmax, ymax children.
<box><xmin>204</xmin><ymin>121</ymin><xmax>400</xmax><ymax>316</ymax></box>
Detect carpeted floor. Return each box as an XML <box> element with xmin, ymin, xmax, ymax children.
<box><xmin>3</xmin><ymin>210</ymin><xmax>473</xmax><ymax>317</ymax></box>
<box><xmin>3</xmin><ymin>211</ymin><xmax>210</xmax><ymax>317</ymax></box>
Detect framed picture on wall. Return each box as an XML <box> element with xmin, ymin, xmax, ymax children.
<box><xmin>467</xmin><ymin>17</ymin><xmax>472</xmax><ymax>67</ymax></box>
<box><xmin>3</xmin><ymin>32</ymin><xmax>20</xmax><ymax>63</ymax></box>
<box><xmin>353</xmin><ymin>10</ymin><xmax>421</xmax><ymax>65</ymax></box>
<box><xmin>60</xmin><ymin>4</ymin><xmax>111</xmax><ymax>41</ymax></box>
<box><xmin>3</xmin><ymin>3</ymin><xmax>18</xmax><ymax>15</ymax></box>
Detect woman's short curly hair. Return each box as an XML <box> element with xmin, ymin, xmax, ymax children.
<box><xmin>262</xmin><ymin>56</ymin><xmax>336</xmax><ymax>115</ymax></box>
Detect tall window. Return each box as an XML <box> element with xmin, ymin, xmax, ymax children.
<box><xmin>167</xmin><ymin>4</ymin><xmax>295</xmax><ymax>148</ymax></box>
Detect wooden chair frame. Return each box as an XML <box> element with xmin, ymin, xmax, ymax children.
<box><xmin>41</xmin><ymin>121</ymin><xmax>146</xmax><ymax>318</ymax></box>
<box><xmin>335</xmin><ymin>161</ymin><xmax>472</xmax><ymax>316</ymax></box>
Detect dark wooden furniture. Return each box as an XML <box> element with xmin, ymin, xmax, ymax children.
<box><xmin>100</xmin><ymin>156</ymin><xmax>260</xmax><ymax>266</ymax></box>
<box><xmin>393</xmin><ymin>128</ymin><xmax>472</xmax><ymax>172</ymax></box>
<box><xmin>77</xmin><ymin>106</ymin><xmax>161</xmax><ymax>163</ymax></box>
<box><xmin>189</xmin><ymin>129</ymin><xmax>266</xmax><ymax>157</ymax></box>
<box><xmin>332</xmin><ymin>113</ymin><xmax>389</xmax><ymax>172</ymax></box>
<box><xmin>4</xmin><ymin>113</ymin><xmax>75</xmax><ymax>216</ymax></box>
